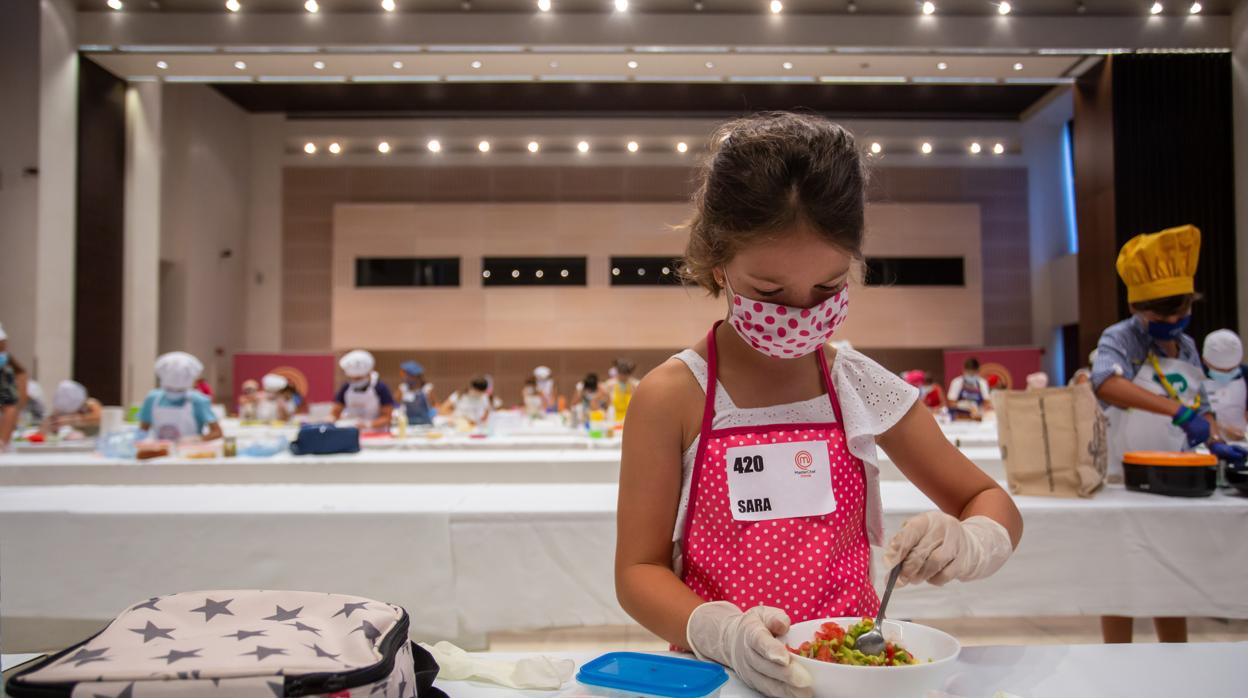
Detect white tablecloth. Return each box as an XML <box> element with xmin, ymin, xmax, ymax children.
<box><xmin>0</xmin><ymin>446</ymin><xmax>1005</xmax><ymax>487</ymax></box>
<box><xmin>3</xmin><ymin>481</ymin><xmax>1246</xmax><ymax>648</ymax></box>
<box><xmin>426</xmin><ymin>643</ymin><xmax>1246</xmax><ymax>698</ymax></box>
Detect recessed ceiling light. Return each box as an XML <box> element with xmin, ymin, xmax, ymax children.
<box><xmin>392</xmin><ymin>60</ymin><xmax>404</xmax><ymax>69</ymax></box>
<box><xmin>662</xmin><ymin>266</ymin><xmax>671</xmax><ymax>275</ymax></box>
<box><xmin>614</xmin><ymin>0</ymin><xmax>628</xmax><ymax>11</ymax></box>
<box><xmin>627</xmin><ymin>141</ymin><xmax>639</xmax><ymax>153</ymax></box>
<box><xmin>528</xmin><ymin>141</ymin><xmax>540</xmax><ymax>153</ymax></box>
<box><xmin>993</xmin><ymin>143</ymin><xmax>1005</xmax><ymax>155</ymax></box>
<box><xmin>427</xmin><ymin>139</ymin><xmax>441</xmax><ymax>153</ymax></box>
<box><xmin>848</xmin><ymin>0</ymin><xmax>858</xmax><ymax>11</ymax></box>
<box><xmin>782</xmin><ymin>61</ymin><xmax>794</xmax><ymax>70</ymax></box>
<box><xmin>304</xmin><ymin>0</ymin><xmax>319</xmax><ymax>12</ymax></box>
<box><xmin>577</xmin><ymin>141</ymin><xmax>590</xmax><ymax>153</ymax></box>
<box><xmin>998</xmin><ymin>1</ymin><xmax>1011</xmax><ymax>14</ymax></box>
<box><xmin>483</xmin><ymin>270</ymin><xmax>491</xmax><ymax>279</ymax></box>
<box><xmin>382</xmin><ymin>0</ymin><xmax>397</xmax><ymax>10</ymax></box>
<box><xmin>511</xmin><ymin>269</ymin><xmax>520</xmax><ymax>279</ymax></box>
<box><xmin>461</xmin><ymin>0</ymin><xmax>471</xmax><ymax>9</ymax></box>
<box><xmin>937</xmin><ymin>62</ymin><xmax>948</xmax><ymax>70</ymax></box>
<box><xmin>921</xmin><ymin>142</ymin><xmax>933</xmax><ymax>155</ymax></box>
<box><xmin>611</xmin><ymin>267</ymin><xmax>621</xmax><ymax>276</ymax></box>
<box><xmin>156</xmin><ymin>60</ymin><xmax>168</xmax><ymax>70</ymax></box>
<box><xmin>549</xmin><ymin>60</ymin><xmax>560</xmax><ymax>68</ymax></box>
<box><xmin>638</xmin><ymin>268</ymin><xmax>646</xmax><ymax>276</ymax></box>
<box><xmin>705</xmin><ymin>61</ymin><xmax>715</xmax><ymax>69</ymax></box>
<box><xmin>378</xmin><ymin>141</ymin><xmax>391</xmax><ymax>154</ymax></box>
<box><xmin>538</xmin><ymin>0</ymin><xmax>551</xmax><ymax>10</ymax></box>
<box><xmin>226</xmin><ymin>0</ymin><xmax>241</xmax><ymax>11</ymax></box>
<box><xmin>478</xmin><ymin>140</ymin><xmax>490</xmax><ymax>153</ymax></box>
<box><xmin>627</xmin><ymin>60</ymin><xmax>639</xmax><ymax>69</ymax></box>
<box><xmin>770</xmin><ymin>0</ymin><xmax>783</xmax><ymax>13</ymax></box>
<box><xmin>1076</xmin><ymin>1</ymin><xmax>1086</xmax><ymax>12</ymax></box>
<box><xmin>922</xmin><ymin>1</ymin><xmax>936</xmax><ymax>15</ymax></box>
<box><xmin>969</xmin><ymin>142</ymin><xmax>982</xmax><ymax>154</ymax></box>
<box><xmin>234</xmin><ymin>60</ymin><xmax>247</xmax><ymax>70</ymax></box>
<box><xmin>313</xmin><ymin>60</ymin><xmax>325</xmax><ymax>70</ymax></box>
<box><xmin>470</xmin><ymin>60</ymin><xmax>482</xmax><ymax>69</ymax></box>
<box><xmin>328</xmin><ymin>142</ymin><xmax>342</xmax><ymax>154</ymax></box>
<box><xmin>536</xmin><ymin>270</ymin><xmax>545</xmax><ymax>278</ymax></box>
<box><xmin>1150</xmin><ymin>2</ymin><xmax>1163</xmax><ymax>14</ymax></box>
<box><xmin>677</xmin><ymin>142</ymin><xmax>689</xmax><ymax>153</ymax></box>
<box><xmin>304</xmin><ymin>142</ymin><xmax>317</xmax><ymax>155</ymax></box>
<box><xmin>1189</xmin><ymin>1</ymin><xmax>1201</xmax><ymax>12</ymax></box>
<box><xmin>1014</xmin><ymin>62</ymin><xmax>1024</xmax><ymax>71</ymax></box>
<box><xmin>870</xmin><ymin>142</ymin><xmax>882</xmax><ymax>154</ymax></box>
<box><xmin>560</xmin><ymin>269</ymin><xmax>569</xmax><ymax>278</ymax></box>
<box><xmin>107</xmin><ymin>0</ymin><xmax>123</xmax><ymax>9</ymax></box>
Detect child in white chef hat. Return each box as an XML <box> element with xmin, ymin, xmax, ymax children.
<box><xmin>44</xmin><ymin>380</ymin><xmax>103</xmax><ymax>435</ymax></box>
<box><xmin>139</xmin><ymin>352</ymin><xmax>222</xmax><ymax>441</ymax></box>
<box><xmin>1202</xmin><ymin>329</ymin><xmax>1247</xmax><ymax>442</ymax></box>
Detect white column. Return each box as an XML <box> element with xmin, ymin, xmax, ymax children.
<box><xmin>122</xmin><ymin>82</ymin><xmax>163</xmax><ymax>406</ymax></box>
<box><xmin>244</xmin><ymin>114</ymin><xmax>285</xmax><ymax>352</ymax></box>
<box><xmin>1233</xmin><ymin>1</ymin><xmax>1248</xmax><ymax>334</ymax></box>
<box><xmin>33</xmin><ymin>0</ymin><xmax>78</xmax><ymax>390</ymax></box>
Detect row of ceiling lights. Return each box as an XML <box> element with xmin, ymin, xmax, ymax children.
<box><xmin>299</xmin><ymin>139</ymin><xmax>1006</xmax><ymax>155</ymax></box>
<box><xmin>102</xmin><ymin>1</ymin><xmax>1206</xmax><ymax>15</ymax></box>
<box><xmin>152</xmin><ymin>58</ymin><xmax>1031</xmax><ymax>72</ymax></box>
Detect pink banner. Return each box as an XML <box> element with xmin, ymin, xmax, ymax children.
<box><xmin>232</xmin><ymin>353</ymin><xmax>337</xmax><ymax>412</ymax></box>
<box><xmin>942</xmin><ymin>347</ymin><xmax>1044</xmax><ymax>392</ymax></box>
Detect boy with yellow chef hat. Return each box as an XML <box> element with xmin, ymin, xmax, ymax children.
<box><xmin>1092</xmin><ymin>224</ymin><xmax>1246</xmax><ymax>644</ymax></box>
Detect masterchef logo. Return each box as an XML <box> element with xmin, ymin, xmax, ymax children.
<box><xmin>794</xmin><ymin>450</ymin><xmax>814</xmax><ymax>476</ymax></box>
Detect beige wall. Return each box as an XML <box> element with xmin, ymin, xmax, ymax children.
<box><xmin>330</xmin><ymin>202</ymin><xmax>983</xmax><ymax>351</ymax></box>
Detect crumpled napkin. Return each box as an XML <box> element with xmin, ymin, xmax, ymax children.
<box><xmin>420</xmin><ymin>641</ymin><xmax>576</xmax><ymax>690</ymax></box>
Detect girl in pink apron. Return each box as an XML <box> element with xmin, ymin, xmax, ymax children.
<box><xmin>615</xmin><ymin>113</ymin><xmax>1022</xmax><ymax>698</ymax></box>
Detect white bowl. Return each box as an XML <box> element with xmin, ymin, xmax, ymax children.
<box><xmin>778</xmin><ymin>617</ymin><xmax>961</xmax><ymax>698</ymax></box>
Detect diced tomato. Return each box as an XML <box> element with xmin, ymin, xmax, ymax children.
<box><xmin>815</xmin><ymin>645</ymin><xmax>833</xmax><ymax>663</ymax></box>
<box><xmin>885</xmin><ymin>643</ymin><xmax>896</xmax><ymax>664</ymax></box>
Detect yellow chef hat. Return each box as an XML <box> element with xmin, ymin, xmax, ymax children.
<box><xmin>1115</xmin><ymin>224</ymin><xmax>1200</xmax><ymax>304</ymax></box>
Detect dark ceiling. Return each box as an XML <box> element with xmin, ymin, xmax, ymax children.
<box><xmin>211</xmin><ymin>80</ymin><xmax>1057</xmax><ymax>119</ymax></box>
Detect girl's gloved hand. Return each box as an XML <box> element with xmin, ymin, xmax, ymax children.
<box><xmin>686</xmin><ymin>601</ymin><xmax>813</xmax><ymax>698</ymax></box>
<box><xmin>884</xmin><ymin>511</ymin><xmax>1013</xmax><ymax>587</ymax></box>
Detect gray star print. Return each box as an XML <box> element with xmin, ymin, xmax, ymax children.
<box><xmin>189</xmin><ymin>598</ymin><xmax>234</xmax><ymax>622</ymax></box>
<box><xmin>263</xmin><ymin>605</ymin><xmax>302</xmax><ymax>622</ymax></box>
<box><xmin>286</xmin><ymin>621</ymin><xmax>322</xmax><ymax>636</ymax></box>
<box><xmin>241</xmin><ymin>646</ymin><xmax>288</xmax><ymax>662</ymax></box>
<box><xmin>153</xmin><ymin>648</ymin><xmax>201</xmax><ymax>665</ymax></box>
<box><xmin>332</xmin><ymin>601</ymin><xmax>368</xmax><ymax>619</ymax></box>
<box><xmin>224</xmin><ymin>629</ymin><xmax>268</xmax><ymax>641</ymax></box>
<box><xmin>267</xmin><ymin>680</ymin><xmax>284</xmax><ymax>697</ymax></box>
<box><xmin>369</xmin><ymin>680</ymin><xmax>388</xmax><ymax>695</ymax></box>
<box><xmin>398</xmin><ymin>678</ymin><xmax>408</xmax><ymax>698</ymax></box>
<box><xmin>131</xmin><ymin>598</ymin><xmax>161</xmax><ymax>612</ymax></box>
<box><xmin>129</xmin><ymin>621</ymin><xmax>175</xmax><ymax>643</ymax></box>
<box><xmin>305</xmin><ymin>643</ymin><xmax>340</xmax><ymax>660</ymax></box>
<box><xmin>349</xmin><ymin>620</ymin><xmax>382</xmax><ymax>643</ymax></box>
<box><xmin>62</xmin><ymin>647</ymin><xmax>111</xmax><ymax>667</ymax></box>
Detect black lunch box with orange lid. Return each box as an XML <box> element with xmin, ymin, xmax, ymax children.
<box><xmin>1122</xmin><ymin>451</ymin><xmax>1218</xmax><ymax>497</ymax></box>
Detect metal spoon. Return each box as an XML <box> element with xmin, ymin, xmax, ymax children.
<box><xmin>856</xmin><ymin>563</ymin><xmax>902</xmax><ymax>657</ymax></box>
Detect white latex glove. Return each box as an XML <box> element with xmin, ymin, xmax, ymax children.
<box><xmin>686</xmin><ymin>601</ymin><xmax>813</xmax><ymax>698</ymax></box>
<box><xmin>420</xmin><ymin>641</ymin><xmax>574</xmax><ymax>690</ymax></box>
<box><xmin>884</xmin><ymin>511</ymin><xmax>1013</xmax><ymax>587</ymax></box>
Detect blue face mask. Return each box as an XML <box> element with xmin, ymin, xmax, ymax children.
<box><xmin>1145</xmin><ymin>314</ymin><xmax>1191</xmax><ymax>341</ymax></box>
<box><xmin>0</xmin><ymin>352</ymin><xmax>7</xmax><ymax>368</ymax></box>
<box><xmin>1207</xmin><ymin>367</ymin><xmax>1242</xmax><ymax>385</ymax></box>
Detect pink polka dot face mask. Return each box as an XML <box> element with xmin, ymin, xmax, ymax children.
<box><xmin>724</xmin><ymin>277</ymin><xmax>850</xmax><ymax>359</ymax></box>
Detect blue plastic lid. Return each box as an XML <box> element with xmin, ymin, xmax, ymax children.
<box><xmin>576</xmin><ymin>652</ymin><xmax>729</xmax><ymax>698</ymax></box>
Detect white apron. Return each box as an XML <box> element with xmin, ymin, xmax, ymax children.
<box><xmin>1205</xmin><ymin>375</ymin><xmax>1247</xmax><ymax>437</ymax></box>
<box><xmin>254</xmin><ymin>397</ymin><xmax>279</xmax><ymax>422</ymax></box>
<box><xmin>343</xmin><ymin>374</ymin><xmax>382</xmax><ymax>421</ymax></box>
<box><xmin>151</xmin><ymin>396</ymin><xmax>200</xmax><ymax>441</ymax></box>
<box><xmin>1105</xmin><ymin>355</ymin><xmax>1205</xmax><ymax>480</ymax></box>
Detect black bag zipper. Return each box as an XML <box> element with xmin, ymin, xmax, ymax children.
<box><xmin>7</xmin><ymin>612</ymin><xmax>410</xmax><ymax>698</ymax></box>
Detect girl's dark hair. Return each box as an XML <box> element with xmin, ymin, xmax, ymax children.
<box><xmin>1129</xmin><ymin>293</ymin><xmax>1198</xmax><ymax>317</ymax></box>
<box><xmin>681</xmin><ymin>111</ymin><xmax>868</xmax><ymax>296</ymax></box>
<box><xmin>583</xmin><ymin>373</ymin><xmax>600</xmax><ymax>391</ymax></box>
<box><xmin>470</xmin><ymin>376</ymin><xmax>489</xmax><ymax>391</ymax></box>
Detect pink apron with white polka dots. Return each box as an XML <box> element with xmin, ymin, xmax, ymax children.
<box><xmin>680</xmin><ymin>323</ymin><xmax>879</xmax><ymax>622</ymax></box>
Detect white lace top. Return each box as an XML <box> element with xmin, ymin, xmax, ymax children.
<box><xmin>670</xmin><ymin>347</ymin><xmax>918</xmax><ymax>561</ymax></box>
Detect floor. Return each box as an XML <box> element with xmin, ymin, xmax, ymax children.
<box><xmin>487</xmin><ymin>616</ymin><xmax>1248</xmax><ymax>653</ymax></box>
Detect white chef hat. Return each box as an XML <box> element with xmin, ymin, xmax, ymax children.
<box><xmin>53</xmin><ymin>380</ymin><xmax>88</xmax><ymax>414</ymax></box>
<box><xmin>26</xmin><ymin>380</ymin><xmax>44</xmax><ymax>403</ymax></box>
<box><xmin>339</xmin><ymin>349</ymin><xmax>376</xmax><ymax>377</ymax></box>
<box><xmin>155</xmin><ymin>351</ymin><xmax>204</xmax><ymax>391</ymax></box>
<box><xmin>534</xmin><ymin>366</ymin><xmax>552</xmax><ymax>380</ymax></box>
<box><xmin>1025</xmin><ymin>372</ymin><xmax>1050</xmax><ymax>390</ymax></box>
<box><xmin>262</xmin><ymin>373</ymin><xmax>288</xmax><ymax>392</ymax></box>
<box><xmin>1203</xmin><ymin>329</ymin><xmax>1243</xmax><ymax>370</ymax></box>
<box><xmin>0</xmin><ymin>322</ymin><xmax>7</xmax><ymax>341</ymax></box>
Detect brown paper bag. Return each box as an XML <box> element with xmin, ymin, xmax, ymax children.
<box><xmin>994</xmin><ymin>382</ymin><xmax>1107</xmax><ymax>498</ymax></box>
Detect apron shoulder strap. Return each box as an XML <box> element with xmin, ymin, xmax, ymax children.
<box><xmin>815</xmin><ymin>344</ymin><xmax>845</xmax><ymax>426</ymax></box>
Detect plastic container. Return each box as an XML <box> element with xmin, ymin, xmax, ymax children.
<box><xmin>575</xmin><ymin>652</ymin><xmax>727</xmax><ymax>698</ymax></box>
<box><xmin>779</xmin><ymin>618</ymin><xmax>960</xmax><ymax>698</ymax></box>
<box><xmin>1123</xmin><ymin>451</ymin><xmax>1217</xmax><ymax>497</ymax></box>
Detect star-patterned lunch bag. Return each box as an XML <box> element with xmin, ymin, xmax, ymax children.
<box><xmin>5</xmin><ymin>590</ymin><xmax>447</xmax><ymax>698</ymax></box>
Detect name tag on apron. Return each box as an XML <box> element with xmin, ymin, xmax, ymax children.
<box><xmin>725</xmin><ymin>440</ymin><xmax>837</xmax><ymax>522</ymax></box>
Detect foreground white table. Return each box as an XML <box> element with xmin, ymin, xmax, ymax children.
<box><xmin>3</xmin><ymin>481</ymin><xmax>1245</xmax><ymax>650</ymax></box>
<box><xmin>0</xmin><ymin>446</ymin><xmax>1006</xmax><ymax>486</ymax></box>
<box><xmin>429</xmin><ymin>643</ymin><xmax>1246</xmax><ymax>698</ymax></box>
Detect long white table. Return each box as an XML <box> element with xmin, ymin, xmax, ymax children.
<box><xmin>0</xmin><ymin>446</ymin><xmax>1006</xmax><ymax>486</ymax></box>
<box><xmin>2</xmin><ymin>481</ymin><xmax>1245</xmax><ymax>651</ymax></box>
